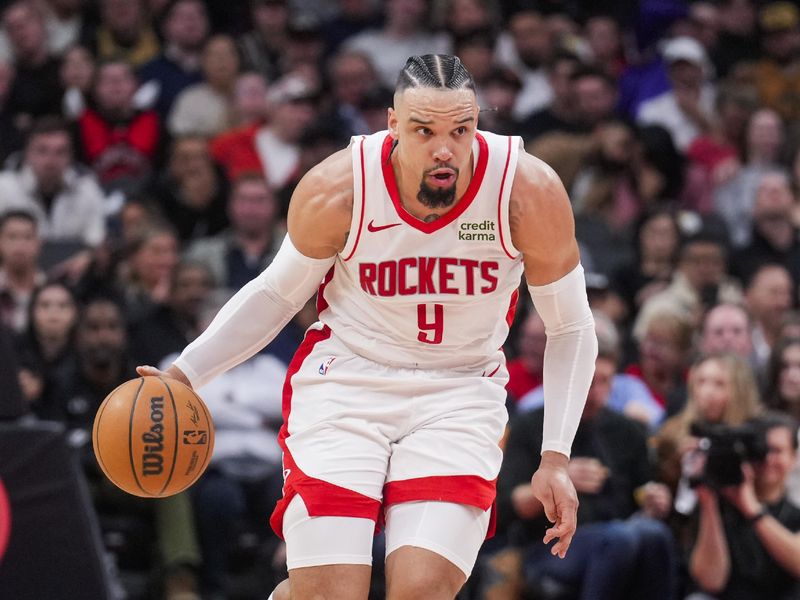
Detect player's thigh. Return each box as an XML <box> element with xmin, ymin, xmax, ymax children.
<box><xmin>384</xmin><ymin>501</ymin><xmax>492</xmax><ymax>598</ymax></box>
<box><xmin>282</xmin><ymin>495</ymin><xmax>373</xmax><ymax>599</ymax></box>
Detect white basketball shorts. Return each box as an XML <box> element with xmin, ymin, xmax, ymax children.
<box><xmin>269</xmin><ymin>323</ymin><xmax>509</xmax><ymax>564</ymax></box>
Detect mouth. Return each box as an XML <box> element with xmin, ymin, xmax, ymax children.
<box><xmin>425</xmin><ymin>168</ymin><xmax>457</xmax><ymax>188</ymax></box>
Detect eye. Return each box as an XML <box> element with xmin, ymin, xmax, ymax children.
<box><xmin>454</xmin><ymin>126</ymin><xmax>468</xmax><ymax>136</ymax></box>
<box><xmin>417</xmin><ymin>127</ymin><xmax>432</xmax><ymax>136</ymax></box>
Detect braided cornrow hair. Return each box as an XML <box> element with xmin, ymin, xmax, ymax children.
<box><xmin>396</xmin><ymin>54</ymin><xmax>476</xmax><ymax>93</ymax></box>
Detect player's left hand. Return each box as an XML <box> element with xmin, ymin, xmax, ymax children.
<box><xmin>531</xmin><ymin>451</ymin><xmax>579</xmax><ymax>559</ymax></box>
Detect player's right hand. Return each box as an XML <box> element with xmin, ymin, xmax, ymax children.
<box><xmin>531</xmin><ymin>451</ymin><xmax>579</xmax><ymax>559</ymax></box>
<box><xmin>136</xmin><ymin>364</ymin><xmax>193</xmax><ymax>389</ymax></box>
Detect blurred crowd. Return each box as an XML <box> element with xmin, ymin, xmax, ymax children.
<box><xmin>1</xmin><ymin>0</ymin><xmax>800</xmax><ymax>598</ymax></box>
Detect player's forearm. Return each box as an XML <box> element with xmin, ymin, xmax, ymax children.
<box><xmin>528</xmin><ymin>264</ymin><xmax>597</xmax><ymax>457</ymax></box>
<box><xmin>690</xmin><ymin>502</ymin><xmax>730</xmax><ymax>594</ymax></box>
<box><xmin>173</xmin><ymin>235</ymin><xmax>334</xmax><ymax>389</ymax></box>
<box><xmin>753</xmin><ymin>515</ymin><xmax>800</xmax><ymax>578</ymax></box>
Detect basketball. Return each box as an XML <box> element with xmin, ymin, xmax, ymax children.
<box><xmin>92</xmin><ymin>376</ymin><xmax>214</xmax><ymax>498</ymax></box>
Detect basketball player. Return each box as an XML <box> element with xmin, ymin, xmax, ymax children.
<box><xmin>138</xmin><ymin>54</ymin><xmax>597</xmax><ymax>599</ymax></box>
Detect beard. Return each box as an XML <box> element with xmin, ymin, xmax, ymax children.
<box><xmin>416</xmin><ymin>165</ymin><xmax>460</xmax><ymax>209</ymax></box>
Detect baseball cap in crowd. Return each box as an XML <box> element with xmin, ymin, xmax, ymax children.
<box><xmin>759</xmin><ymin>1</ymin><xmax>800</xmax><ymax>33</ymax></box>
<box><xmin>268</xmin><ymin>74</ymin><xmax>319</xmax><ymax>104</ymax></box>
<box><xmin>662</xmin><ymin>36</ymin><xmax>713</xmax><ymax>76</ymax></box>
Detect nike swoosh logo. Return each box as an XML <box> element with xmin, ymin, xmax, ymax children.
<box><xmin>367</xmin><ymin>220</ymin><xmax>402</xmax><ymax>232</ymax></box>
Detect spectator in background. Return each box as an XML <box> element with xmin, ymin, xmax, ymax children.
<box><xmin>505</xmin><ymin>310</ymin><xmax>545</xmax><ymax>404</ymax></box>
<box><xmin>169</xmin><ymin>35</ymin><xmax>241</xmax><ymax>137</ymax></box>
<box><xmin>654</xmin><ymin>352</ymin><xmax>762</xmax><ymax>509</ymax></box>
<box><xmin>612</xmin><ymin>208</ymin><xmax>680</xmax><ymax>328</ymax></box>
<box><xmin>715</xmin><ymin>108</ymin><xmax>785</xmax><ymax>249</ymax></box>
<box><xmin>0</xmin><ymin>116</ymin><xmax>106</xmax><ymax>247</ymax></box>
<box><xmin>77</xmin><ymin>59</ymin><xmax>160</xmax><ymax>196</ymax></box>
<box><xmin>733</xmin><ymin>172</ymin><xmax>800</xmax><ymax>288</ymax></box>
<box><xmin>439</xmin><ymin>0</ymin><xmax>498</xmax><ymax>39</ymax></box>
<box><xmin>210</xmin><ymin>73</ymin><xmax>319</xmax><ymax>186</ymax></box>
<box><xmin>231</xmin><ymin>71</ymin><xmax>269</xmax><ymax>128</ymax></box>
<box><xmin>129</xmin><ymin>260</ymin><xmax>214</xmax><ymax>368</ymax></box>
<box><xmin>497</xmin><ymin>9</ymin><xmax>552</xmax><ymax>121</ymax></box>
<box><xmin>753</xmin><ymin>1</ymin><xmax>800</xmax><ymax>122</ymax></box>
<box><xmin>688</xmin><ymin>413</ymin><xmax>800</xmax><ymax>599</ymax></box>
<box><xmin>473</xmin><ymin>66</ymin><xmax>521</xmax><ymax>136</ymax></box>
<box><xmin>637</xmin><ymin>36</ymin><xmax>716</xmax><ymax>152</ymax></box>
<box><xmin>325</xmin><ymin>49</ymin><xmax>378</xmax><ymax>137</ymax></box>
<box><xmin>0</xmin><ymin>211</ymin><xmax>44</xmax><ymax>333</ymax></box>
<box><xmin>585</xmin><ymin>14</ymin><xmax>626</xmax><ymax>78</ymax></box>
<box><xmin>744</xmin><ymin>263</ymin><xmax>794</xmax><ymax>377</ymax></box>
<box><xmin>2</xmin><ymin>1</ymin><xmax>64</xmax><ymax>127</ymax></box>
<box><xmin>185</xmin><ymin>173</ymin><xmax>280</xmax><ymax>293</ymax></box>
<box><xmin>685</xmin><ymin>83</ymin><xmax>758</xmax><ymax>203</ymax></box>
<box><xmin>634</xmin><ymin>229</ymin><xmax>741</xmax><ymax>341</ymax></box>
<box><xmin>116</xmin><ymin>222</ymin><xmax>179</xmax><ymax>322</ymax></box>
<box><xmin>699</xmin><ymin>302</ymin><xmax>754</xmax><ymax>360</ymax></box>
<box><xmin>345</xmin><ymin>0</ymin><xmax>450</xmax><ymax>88</ymax></box>
<box><xmin>451</xmin><ymin>28</ymin><xmax>495</xmax><ymax>107</ymax></box>
<box><xmin>496</xmin><ymin>335</ymin><xmax>676</xmax><ymax>600</ymax></box>
<box><xmin>711</xmin><ymin>0</ymin><xmax>759</xmax><ymax>78</ymax></box>
<box><xmin>282</xmin><ymin>14</ymin><xmax>326</xmax><ymax>81</ymax></box>
<box><xmin>0</xmin><ymin>58</ymin><xmax>24</xmax><ymax>167</ymax></box>
<box><xmin>763</xmin><ymin>336</ymin><xmax>800</xmax><ymax>506</ymax></box>
<box><xmin>518</xmin><ymin>50</ymin><xmax>581</xmax><ymax>143</ymax></box>
<box><xmin>17</xmin><ymin>280</ymin><xmax>77</xmax><ymax>409</ymax></box>
<box><xmin>628</xmin><ymin>310</ymin><xmax>694</xmax><ymax>415</ymax></box>
<box><xmin>571</xmin><ymin>66</ymin><xmax>619</xmax><ymax>131</ymax></box>
<box><xmin>93</xmin><ymin>0</ymin><xmax>159</xmax><ymax>68</ymax></box>
<box><xmin>151</xmin><ymin>135</ymin><xmax>229</xmax><ymax>243</ymax></box>
<box><xmin>59</xmin><ymin>44</ymin><xmax>96</xmax><ymax>119</ymax></box>
<box><xmin>238</xmin><ymin>0</ymin><xmax>290</xmax><ymax>82</ymax></box>
<box><xmin>138</xmin><ymin>0</ymin><xmax>209</xmax><ymax>118</ymax></box>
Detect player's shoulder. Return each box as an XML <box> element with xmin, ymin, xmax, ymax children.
<box><xmin>508</xmin><ymin>147</ymin><xmax>571</xmax><ymax>220</ymax></box>
<box><xmin>294</xmin><ymin>145</ymin><xmax>354</xmax><ymax>216</ymax></box>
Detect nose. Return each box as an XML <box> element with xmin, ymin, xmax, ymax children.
<box><xmin>432</xmin><ymin>140</ymin><xmax>453</xmax><ymax>163</ymax></box>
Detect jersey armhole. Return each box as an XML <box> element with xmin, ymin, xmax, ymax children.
<box><xmin>341</xmin><ymin>135</ymin><xmax>366</xmax><ymax>261</ymax></box>
<box><xmin>498</xmin><ymin>136</ymin><xmax>522</xmax><ymax>260</ymax></box>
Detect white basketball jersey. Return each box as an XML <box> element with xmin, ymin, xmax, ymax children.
<box><xmin>318</xmin><ymin>129</ymin><xmax>525</xmax><ymax>369</ymax></box>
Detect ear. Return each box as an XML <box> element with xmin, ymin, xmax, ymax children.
<box><xmin>387</xmin><ymin>107</ymin><xmax>398</xmax><ymax>138</ymax></box>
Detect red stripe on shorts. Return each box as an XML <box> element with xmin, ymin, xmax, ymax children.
<box><xmin>271</xmin><ymin>324</ymin><xmax>381</xmax><ymax>539</ymax></box>
<box><xmin>383</xmin><ymin>475</ymin><xmax>499</xmax><ymax>539</ymax></box>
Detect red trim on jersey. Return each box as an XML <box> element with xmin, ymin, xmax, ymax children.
<box><xmin>381</xmin><ymin>133</ymin><xmax>489</xmax><ymax>234</ymax></box>
<box><xmin>315</xmin><ymin>267</ymin><xmax>335</xmax><ymax>316</ymax></box>
<box><xmin>505</xmin><ymin>288</ymin><xmax>519</xmax><ymax>328</ymax></box>
<box><xmin>343</xmin><ymin>136</ymin><xmax>367</xmax><ymax>261</ymax></box>
<box><xmin>383</xmin><ymin>475</ymin><xmax>498</xmax><ymax>538</ymax></box>
<box><xmin>497</xmin><ymin>136</ymin><xmax>518</xmax><ymax>259</ymax></box>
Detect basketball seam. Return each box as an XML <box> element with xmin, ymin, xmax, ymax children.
<box><xmin>192</xmin><ymin>387</ymin><xmax>214</xmax><ymax>479</ymax></box>
<box><xmin>168</xmin><ymin>387</ymin><xmax>214</xmax><ymax>496</ymax></box>
<box><xmin>158</xmin><ymin>377</ymin><xmax>180</xmax><ymax>496</ymax></box>
<box><xmin>128</xmin><ymin>378</ymin><xmax>147</xmax><ymax>495</ymax></box>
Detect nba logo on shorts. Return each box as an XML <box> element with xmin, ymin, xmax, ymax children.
<box><xmin>319</xmin><ymin>356</ymin><xmax>336</xmax><ymax>375</ymax></box>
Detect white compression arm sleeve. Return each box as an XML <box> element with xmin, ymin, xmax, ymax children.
<box><xmin>173</xmin><ymin>235</ymin><xmax>335</xmax><ymax>389</ymax></box>
<box><xmin>528</xmin><ymin>264</ymin><xmax>598</xmax><ymax>458</ymax></box>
